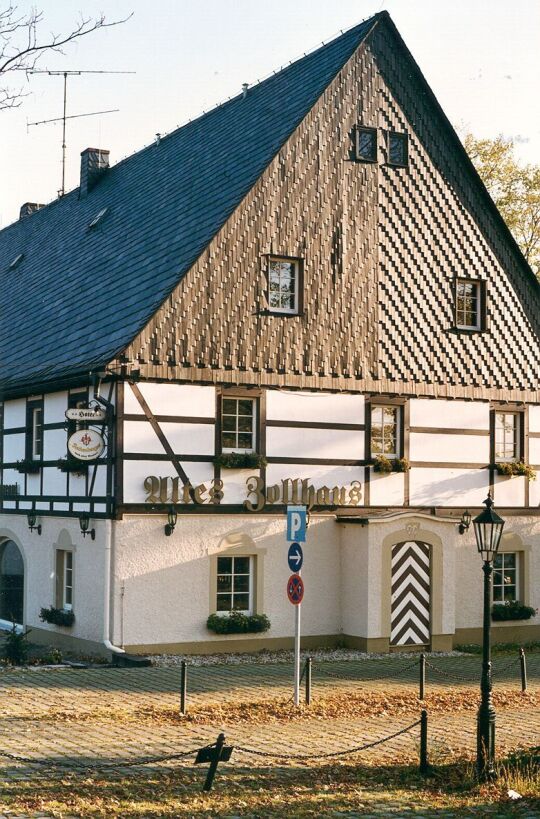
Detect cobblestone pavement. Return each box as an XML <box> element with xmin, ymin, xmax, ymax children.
<box><xmin>0</xmin><ymin>653</ymin><xmax>538</xmax><ymax>817</ymax></box>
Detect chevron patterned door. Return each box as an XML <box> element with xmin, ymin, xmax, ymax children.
<box><xmin>390</xmin><ymin>541</ymin><xmax>431</xmax><ymax>647</ymax></box>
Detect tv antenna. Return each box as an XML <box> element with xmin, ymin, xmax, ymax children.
<box><xmin>26</xmin><ymin>69</ymin><xmax>135</xmax><ymax>196</ymax></box>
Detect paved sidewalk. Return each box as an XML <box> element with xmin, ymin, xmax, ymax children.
<box><xmin>0</xmin><ymin>653</ymin><xmax>537</xmax><ymax>817</ymax></box>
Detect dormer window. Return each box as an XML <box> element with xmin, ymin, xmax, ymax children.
<box><xmin>356</xmin><ymin>126</ymin><xmax>377</xmax><ymax>162</ymax></box>
<box><xmin>387</xmin><ymin>132</ymin><xmax>408</xmax><ymax>167</ymax></box>
<box><xmin>267</xmin><ymin>257</ymin><xmax>301</xmax><ymax>315</ymax></box>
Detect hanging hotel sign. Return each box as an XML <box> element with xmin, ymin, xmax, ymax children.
<box><xmin>143</xmin><ymin>475</ymin><xmax>362</xmax><ymax>511</ymax></box>
<box><xmin>68</xmin><ymin>429</ymin><xmax>105</xmax><ymax>461</ymax></box>
<box><xmin>65</xmin><ymin>407</ymin><xmax>107</xmax><ymax>422</ymax></box>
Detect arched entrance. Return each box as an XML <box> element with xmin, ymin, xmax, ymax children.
<box><xmin>0</xmin><ymin>540</ymin><xmax>24</xmax><ymax>625</ymax></box>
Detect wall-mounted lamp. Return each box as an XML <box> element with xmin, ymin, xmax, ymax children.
<box><xmin>165</xmin><ymin>505</ymin><xmax>177</xmax><ymax>536</ymax></box>
<box><xmin>459</xmin><ymin>509</ymin><xmax>472</xmax><ymax>535</ymax></box>
<box><xmin>27</xmin><ymin>509</ymin><xmax>42</xmax><ymax>535</ymax></box>
<box><xmin>79</xmin><ymin>512</ymin><xmax>95</xmax><ymax>540</ymax></box>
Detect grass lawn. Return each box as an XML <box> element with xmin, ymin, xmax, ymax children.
<box><xmin>1</xmin><ymin>753</ymin><xmax>538</xmax><ymax>817</ymax></box>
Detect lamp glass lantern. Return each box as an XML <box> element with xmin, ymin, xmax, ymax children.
<box><xmin>165</xmin><ymin>505</ymin><xmax>177</xmax><ymax>536</ymax></box>
<box><xmin>472</xmin><ymin>495</ymin><xmax>505</xmax><ymax>561</ymax></box>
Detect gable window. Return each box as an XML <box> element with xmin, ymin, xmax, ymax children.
<box><xmin>221</xmin><ymin>397</ymin><xmax>256</xmax><ymax>452</ymax></box>
<box><xmin>388</xmin><ymin>132</ymin><xmax>408</xmax><ymax>167</ymax></box>
<box><xmin>370</xmin><ymin>405</ymin><xmax>400</xmax><ymax>458</ymax></box>
<box><xmin>455</xmin><ymin>279</ymin><xmax>483</xmax><ymax>330</ymax></box>
<box><xmin>268</xmin><ymin>257</ymin><xmax>300</xmax><ymax>314</ymax></box>
<box><xmin>356</xmin><ymin>126</ymin><xmax>377</xmax><ymax>162</ymax></box>
<box><xmin>56</xmin><ymin>550</ymin><xmax>74</xmax><ymax>611</ymax></box>
<box><xmin>216</xmin><ymin>555</ymin><xmax>253</xmax><ymax>614</ymax></box>
<box><xmin>493</xmin><ymin>552</ymin><xmax>518</xmax><ymax>603</ymax></box>
<box><xmin>26</xmin><ymin>400</ymin><xmax>43</xmax><ymax>461</ymax></box>
<box><xmin>494</xmin><ymin>412</ymin><xmax>521</xmax><ymax>462</ymax></box>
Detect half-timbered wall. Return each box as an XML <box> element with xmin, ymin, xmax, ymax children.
<box><xmin>116</xmin><ymin>17</ymin><xmax>540</xmax><ymax>403</ymax></box>
<box><xmin>120</xmin><ymin>382</ymin><xmax>539</xmax><ymax>511</ymax></box>
<box><xmin>0</xmin><ymin>386</ymin><xmax>115</xmax><ymax>517</ymax></box>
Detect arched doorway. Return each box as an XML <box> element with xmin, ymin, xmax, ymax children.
<box><xmin>0</xmin><ymin>540</ymin><xmax>24</xmax><ymax>625</ymax></box>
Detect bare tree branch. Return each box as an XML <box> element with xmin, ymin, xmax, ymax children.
<box><xmin>0</xmin><ymin>5</ymin><xmax>132</xmax><ymax>110</ymax></box>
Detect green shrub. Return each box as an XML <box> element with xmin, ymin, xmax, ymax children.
<box><xmin>495</xmin><ymin>461</ymin><xmax>536</xmax><ymax>481</ymax></box>
<box><xmin>215</xmin><ymin>452</ymin><xmax>267</xmax><ymax>469</ymax></box>
<box><xmin>372</xmin><ymin>456</ymin><xmax>410</xmax><ymax>473</ymax></box>
<box><xmin>15</xmin><ymin>458</ymin><xmax>41</xmax><ymax>474</ymax></box>
<box><xmin>207</xmin><ymin>611</ymin><xmax>271</xmax><ymax>634</ymax></box>
<box><xmin>3</xmin><ymin>622</ymin><xmax>30</xmax><ymax>665</ymax></box>
<box><xmin>491</xmin><ymin>600</ymin><xmax>537</xmax><ymax>621</ymax></box>
<box><xmin>372</xmin><ymin>455</ymin><xmax>393</xmax><ymax>473</ymax></box>
<box><xmin>39</xmin><ymin>606</ymin><xmax>75</xmax><ymax>627</ymax></box>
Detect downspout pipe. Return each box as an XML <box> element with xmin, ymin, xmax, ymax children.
<box><xmin>103</xmin><ymin>517</ymin><xmax>125</xmax><ymax>655</ymax></box>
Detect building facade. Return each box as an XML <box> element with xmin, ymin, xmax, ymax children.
<box><xmin>1</xmin><ymin>12</ymin><xmax>539</xmax><ymax>655</ymax></box>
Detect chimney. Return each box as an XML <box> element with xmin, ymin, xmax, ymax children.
<box><xmin>19</xmin><ymin>202</ymin><xmax>44</xmax><ymax>219</ymax></box>
<box><xmin>80</xmin><ymin>148</ymin><xmax>110</xmax><ymax>198</ymax></box>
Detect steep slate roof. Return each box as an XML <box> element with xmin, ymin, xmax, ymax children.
<box><xmin>0</xmin><ymin>16</ymin><xmax>378</xmax><ymax>396</ymax></box>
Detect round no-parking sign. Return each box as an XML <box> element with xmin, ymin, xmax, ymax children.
<box><xmin>287</xmin><ymin>573</ymin><xmax>304</xmax><ymax>605</ymax></box>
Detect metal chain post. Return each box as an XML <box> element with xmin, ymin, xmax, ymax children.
<box><xmin>419</xmin><ymin>652</ymin><xmax>426</xmax><ymax>700</ymax></box>
<box><xmin>203</xmin><ymin>732</ymin><xmax>226</xmax><ymax>792</ymax></box>
<box><xmin>519</xmin><ymin>648</ymin><xmax>527</xmax><ymax>692</ymax></box>
<box><xmin>180</xmin><ymin>659</ymin><xmax>188</xmax><ymax>715</ymax></box>
<box><xmin>419</xmin><ymin>709</ymin><xmax>429</xmax><ymax>773</ymax></box>
<box><xmin>305</xmin><ymin>656</ymin><xmax>312</xmax><ymax>704</ymax></box>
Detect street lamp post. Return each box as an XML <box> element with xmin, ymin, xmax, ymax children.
<box><xmin>472</xmin><ymin>493</ymin><xmax>505</xmax><ymax>781</ymax></box>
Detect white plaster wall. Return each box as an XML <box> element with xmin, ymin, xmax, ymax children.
<box><xmin>493</xmin><ymin>475</ymin><xmax>526</xmax><ymax>507</ymax></box>
<box><xmin>3</xmin><ymin>398</ymin><xmax>25</xmax><ymax>429</ymax></box>
<box><xmin>43</xmin><ymin>428</ymin><xmax>67</xmax><ymax>460</ymax></box>
<box><xmin>267</xmin><ymin>426</ymin><xmax>364</xmax><ymax>459</ymax></box>
<box><xmin>455</xmin><ymin>518</ymin><xmax>540</xmax><ymax>630</ymax></box>
<box><xmin>528</xmin><ymin>406</ymin><xmax>540</xmax><ymax>433</ymax></box>
<box><xmin>266</xmin><ymin>464</ymin><xmax>364</xmax><ymax>501</ymax></box>
<box><xmin>528</xmin><ymin>438</ymin><xmax>540</xmax><ymax>465</ymax></box>
<box><xmin>528</xmin><ymin>477</ymin><xmax>540</xmax><ymax>508</ymax></box>
<box><xmin>0</xmin><ymin>515</ymin><xmax>108</xmax><ymax>644</ymax></box>
<box><xmin>369</xmin><ymin>472</ymin><xmax>405</xmax><ymax>506</ymax></box>
<box><xmin>3</xmin><ymin>433</ymin><xmax>25</xmax><ymax>462</ymax></box>
<box><xmin>124</xmin><ymin>382</ymin><xmax>215</xmax><ymax>417</ymax></box>
<box><xmin>124</xmin><ymin>421</ymin><xmax>214</xmax><ymax>456</ymax></box>
<box><xmin>44</xmin><ymin>391</ymin><xmax>69</xmax><ymax>424</ymax></box>
<box><xmin>410</xmin><ymin>399</ymin><xmax>489</xmax><ymax>430</ymax></box>
<box><xmin>124</xmin><ymin>460</ymin><xmax>216</xmax><ymax>504</ymax></box>
<box><xmin>409</xmin><ymin>468</ymin><xmax>488</xmax><ymax>506</ymax></box>
<box><xmin>42</xmin><ymin>466</ymin><xmax>67</xmax><ymax>496</ymax></box>
<box><xmin>266</xmin><ymin>390</ymin><xmax>365</xmax><ymax>423</ymax></box>
<box><xmin>340</xmin><ymin>523</ymin><xmax>369</xmax><ymax>637</ymax></box>
<box><xmin>113</xmin><ymin>514</ymin><xmax>341</xmax><ymax>647</ymax></box>
<box><xmin>222</xmin><ymin>469</ymin><xmax>260</xmax><ymax>504</ymax></box>
<box><xmin>410</xmin><ymin>433</ymin><xmax>488</xmax><ymax>463</ymax></box>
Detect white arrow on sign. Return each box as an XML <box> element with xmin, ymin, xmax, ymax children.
<box><xmin>287</xmin><ymin>542</ymin><xmax>303</xmax><ymax>572</ymax></box>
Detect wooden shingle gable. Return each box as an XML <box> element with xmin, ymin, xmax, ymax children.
<box><xmin>116</xmin><ymin>15</ymin><xmax>540</xmax><ymax>402</ymax></box>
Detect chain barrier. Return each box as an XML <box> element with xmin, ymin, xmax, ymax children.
<box><xmin>0</xmin><ymin>744</ymin><xmax>208</xmax><ymax>772</ymax></box>
<box><xmin>315</xmin><ymin>657</ymin><xmax>419</xmax><ymax>682</ymax></box>
<box><xmin>235</xmin><ymin>718</ymin><xmax>421</xmax><ymax>760</ymax></box>
<box><xmin>492</xmin><ymin>657</ymin><xmax>521</xmax><ymax>676</ymax></box>
<box><xmin>424</xmin><ymin>660</ymin><xmax>479</xmax><ymax>682</ymax></box>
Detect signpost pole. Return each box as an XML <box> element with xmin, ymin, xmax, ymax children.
<box><xmin>294</xmin><ymin>584</ymin><xmax>301</xmax><ymax>706</ymax></box>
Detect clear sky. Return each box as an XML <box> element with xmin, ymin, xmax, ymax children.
<box><xmin>1</xmin><ymin>0</ymin><xmax>539</xmax><ymax>227</ymax></box>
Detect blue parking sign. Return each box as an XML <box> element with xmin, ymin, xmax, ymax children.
<box><xmin>287</xmin><ymin>505</ymin><xmax>307</xmax><ymax>543</ymax></box>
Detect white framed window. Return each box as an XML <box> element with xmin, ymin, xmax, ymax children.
<box><xmin>356</xmin><ymin>126</ymin><xmax>377</xmax><ymax>162</ymax></box>
<box><xmin>216</xmin><ymin>555</ymin><xmax>253</xmax><ymax>614</ymax></box>
<box><xmin>388</xmin><ymin>131</ymin><xmax>408</xmax><ymax>166</ymax></box>
<box><xmin>31</xmin><ymin>406</ymin><xmax>43</xmax><ymax>460</ymax></box>
<box><xmin>370</xmin><ymin>405</ymin><xmax>400</xmax><ymax>458</ymax></box>
<box><xmin>493</xmin><ymin>552</ymin><xmax>518</xmax><ymax>603</ymax></box>
<box><xmin>268</xmin><ymin>257</ymin><xmax>300</xmax><ymax>314</ymax></box>
<box><xmin>56</xmin><ymin>550</ymin><xmax>73</xmax><ymax>611</ymax></box>
<box><xmin>494</xmin><ymin>412</ymin><xmax>520</xmax><ymax>462</ymax></box>
<box><xmin>456</xmin><ymin>279</ymin><xmax>482</xmax><ymax>330</ymax></box>
<box><xmin>221</xmin><ymin>397</ymin><xmax>256</xmax><ymax>452</ymax></box>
